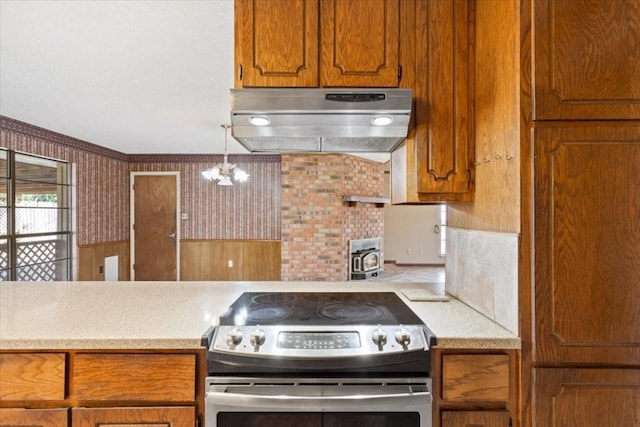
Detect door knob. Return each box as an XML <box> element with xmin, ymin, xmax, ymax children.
<box><xmin>167</xmin><ymin>232</ymin><xmax>176</xmax><ymax>239</ymax></box>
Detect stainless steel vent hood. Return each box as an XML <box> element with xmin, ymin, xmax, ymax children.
<box><xmin>230</xmin><ymin>88</ymin><xmax>412</xmax><ymax>153</ymax></box>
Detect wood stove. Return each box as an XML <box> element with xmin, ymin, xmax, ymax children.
<box><xmin>349</xmin><ymin>237</ymin><xmax>382</xmax><ymax>280</ymax></box>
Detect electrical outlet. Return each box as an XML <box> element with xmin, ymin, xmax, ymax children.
<box><xmin>407</xmin><ymin>249</ymin><xmax>412</xmax><ymax>255</ymax></box>
<box><xmin>228</xmin><ymin>260</ymin><xmax>233</xmax><ymax>268</ymax></box>
<box><xmin>181</xmin><ymin>212</ymin><xmax>188</xmax><ymax>220</ymax></box>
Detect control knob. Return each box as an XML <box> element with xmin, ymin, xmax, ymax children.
<box><xmin>371</xmin><ymin>325</ymin><xmax>388</xmax><ymax>351</ymax></box>
<box><xmin>250</xmin><ymin>326</ymin><xmax>266</xmax><ymax>352</ymax></box>
<box><xmin>226</xmin><ymin>327</ymin><xmax>243</xmax><ymax>348</ymax></box>
<box><xmin>395</xmin><ymin>326</ymin><xmax>411</xmax><ymax>349</ymax></box>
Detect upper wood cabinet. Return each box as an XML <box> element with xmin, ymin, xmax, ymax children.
<box><xmin>320</xmin><ymin>0</ymin><xmax>399</xmax><ymax>87</ymax></box>
<box><xmin>234</xmin><ymin>0</ymin><xmax>399</xmax><ymax>88</ymax></box>
<box><xmin>532</xmin><ymin>0</ymin><xmax>640</xmax><ymax>120</ymax></box>
<box><xmin>391</xmin><ymin>0</ymin><xmax>473</xmax><ymax>203</ymax></box>
<box><xmin>235</xmin><ymin>0</ymin><xmax>319</xmax><ymax>87</ymax></box>
<box><xmin>533</xmin><ymin>125</ymin><xmax>640</xmax><ymax>366</ymax></box>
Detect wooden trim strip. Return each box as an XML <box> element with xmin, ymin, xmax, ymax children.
<box><xmin>1</xmin><ymin>115</ymin><xmax>128</xmax><ymax>161</ymax></box>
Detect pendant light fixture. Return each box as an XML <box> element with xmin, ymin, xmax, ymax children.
<box><xmin>201</xmin><ymin>124</ymin><xmax>249</xmax><ymax>185</ymax></box>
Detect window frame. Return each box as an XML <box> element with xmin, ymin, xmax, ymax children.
<box><xmin>0</xmin><ymin>149</ymin><xmax>73</xmax><ymax>281</ymax></box>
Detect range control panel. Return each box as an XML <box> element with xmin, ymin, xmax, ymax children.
<box><xmin>210</xmin><ymin>324</ymin><xmax>428</xmax><ymax>358</ymax></box>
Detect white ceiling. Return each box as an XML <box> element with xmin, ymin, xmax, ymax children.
<box><xmin>0</xmin><ymin>0</ymin><xmax>389</xmax><ymax>162</ymax></box>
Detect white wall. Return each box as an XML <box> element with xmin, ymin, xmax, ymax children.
<box><xmin>383</xmin><ymin>170</ymin><xmax>444</xmax><ymax>264</ymax></box>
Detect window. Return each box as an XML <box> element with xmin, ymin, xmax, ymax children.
<box><xmin>0</xmin><ymin>149</ymin><xmax>72</xmax><ymax>281</ymax></box>
<box><xmin>439</xmin><ymin>204</ymin><xmax>447</xmax><ymax>257</ymax></box>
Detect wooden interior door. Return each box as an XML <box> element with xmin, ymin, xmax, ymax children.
<box><xmin>132</xmin><ymin>174</ymin><xmax>178</xmax><ymax>281</ymax></box>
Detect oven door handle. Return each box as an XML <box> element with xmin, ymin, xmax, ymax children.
<box><xmin>206</xmin><ymin>386</ymin><xmax>432</xmax><ymax>412</ymax></box>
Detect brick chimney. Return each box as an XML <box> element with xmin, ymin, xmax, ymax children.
<box><xmin>280</xmin><ymin>153</ymin><xmax>385</xmax><ymax>281</ymax></box>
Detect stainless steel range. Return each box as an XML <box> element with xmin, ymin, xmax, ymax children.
<box><xmin>204</xmin><ymin>292</ymin><xmax>436</xmax><ymax>427</ymax></box>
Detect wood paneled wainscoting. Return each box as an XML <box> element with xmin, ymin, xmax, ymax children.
<box><xmin>180</xmin><ymin>240</ymin><xmax>281</xmax><ymax>281</ymax></box>
<box><xmin>78</xmin><ymin>240</ymin><xmax>280</xmax><ymax>281</ymax></box>
<box><xmin>78</xmin><ymin>240</ymin><xmax>130</xmax><ymax>281</ymax></box>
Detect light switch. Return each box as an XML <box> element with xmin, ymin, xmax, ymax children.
<box><xmin>228</xmin><ymin>260</ymin><xmax>233</xmax><ymax>268</ymax></box>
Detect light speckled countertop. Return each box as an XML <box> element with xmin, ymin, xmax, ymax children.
<box><xmin>0</xmin><ymin>281</ymin><xmax>520</xmax><ymax>350</ymax></box>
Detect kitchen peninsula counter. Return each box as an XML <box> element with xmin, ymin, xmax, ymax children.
<box><xmin>0</xmin><ymin>281</ymin><xmax>519</xmax><ymax>350</ymax></box>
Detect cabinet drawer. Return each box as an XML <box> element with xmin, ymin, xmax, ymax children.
<box><xmin>71</xmin><ymin>353</ymin><xmax>195</xmax><ymax>401</ymax></box>
<box><xmin>442</xmin><ymin>354</ymin><xmax>510</xmax><ymax>402</ymax></box>
<box><xmin>71</xmin><ymin>406</ymin><xmax>195</xmax><ymax>427</ymax></box>
<box><xmin>442</xmin><ymin>410</ymin><xmax>510</xmax><ymax>427</ymax></box>
<box><xmin>0</xmin><ymin>353</ymin><xmax>66</xmax><ymax>400</ymax></box>
<box><xmin>0</xmin><ymin>408</ymin><xmax>68</xmax><ymax>426</ymax></box>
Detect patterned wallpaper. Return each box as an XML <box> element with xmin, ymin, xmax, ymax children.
<box><xmin>1</xmin><ymin>116</ymin><xmax>384</xmax><ymax>282</ymax></box>
<box><xmin>0</xmin><ymin>117</ymin><xmax>129</xmax><ymax>245</ymax></box>
<box><xmin>0</xmin><ymin>116</ymin><xmax>281</xmax><ymax>246</ymax></box>
<box><xmin>129</xmin><ymin>156</ymin><xmax>280</xmax><ymax>240</ymax></box>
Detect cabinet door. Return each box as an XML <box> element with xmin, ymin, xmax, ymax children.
<box><xmin>0</xmin><ymin>408</ymin><xmax>67</xmax><ymax>427</ymax></box>
<box><xmin>235</xmin><ymin>0</ymin><xmax>319</xmax><ymax>87</ymax></box>
<box><xmin>532</xmin><ymin>0</ymin><xmax>640</xmax><ymax>120</ymax></box>
<box><xmin>533</xmin><ymin>368</ymin><xmax>640</xmax><ymax>427</ymax></box>
<box><xmin>320</xmin><ymin>0</ymin><xmax>399</xmax><ymax>87</ymax></box>
<box><xmin>533</xmin><ymin>126</ymin><xmax>640</xmax><ymax>365</ymax></box>
<box><xmin>415</xmin><ymin>0</ymin><xmax>471</xmax><ymax>195</ymax></box>
<box><xmin>442</xmin><ymin>411</ymin><xmax>510</xmax><ymax>427</ymax></box>
<box><xmin>71</xmin><ymin>407</ymin><xmax>194</xmax><ymax>427</ymax></box>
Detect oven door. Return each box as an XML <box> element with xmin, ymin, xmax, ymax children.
<box><xmin>205</xmin><ymin>377</ymin><xmax>432</xmax><ymax>427</ymax></box>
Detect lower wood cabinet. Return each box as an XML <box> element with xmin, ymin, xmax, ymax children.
<box><xmin>442</xmin><ymin>411</ymin><xmax>510</xmax><ymax>427</ymax></box>
<box><xmin>72</xmin><ymin>406</ymin><xmax>194</xmax><ymax>427</ymax></box>
<box><xmin>442</xmin><ymin>354</ymin><xmax>510</xmax><ymax>402</ymax></box>
<box><xmin>71</xmin><ymin>353</ymin><xmax>195</xmax><ymax>401</ymax></box>
<box><xmin>434</xmin><ymin>349</ymin><xmax>518</xmax><ymax>427</ymax></box>
<box><xmin>0</xmin><ymin>353</ymin><xmax>66</xmax><ymax>401</ymax></box>
<box><xmin>0</xmin><ymin>350</ymin><xmax>202</xmax><ymax>427</ymax></box>
<box><xmin>0</xmin><ymin>408</ymin><xmax>68</xmax><ymax>427</ymax></box>
<box><xmin>533</xmin><ymin>368</ymin><xmax>640</xmax><ymax>427</ymax></box>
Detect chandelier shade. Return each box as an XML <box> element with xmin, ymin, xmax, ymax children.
<box><xmin>202</xmin><ymin>124</ymin><xmax>248</xmax><ymax>185</ymax></box>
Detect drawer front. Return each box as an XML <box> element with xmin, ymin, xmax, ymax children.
<box><xmin>0</xmin><ymin>353</ymin><xmax>66</xmax><ymax>400</ymax></box>
<box><xmin>442</xmin><ymin>354</ymin><xmax>510</xmax><ymax>402</ymax></box>
<box><xmin>0</xmin><ymin>408</ymin><xmax>68</xmax><ymax>426</ymax></box>
<box><xmin>71</xmin><ymin>406</ymin><xmax>195</xmax><ymax>427</ymax></box>
<box><xmin>71</xmin><ymin>353</ymin><xmax>195</xmax><ymax>401</ymax></box>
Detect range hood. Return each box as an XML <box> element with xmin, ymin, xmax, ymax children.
<box><xmin>230</xmin><ymin>88</ymin><xmax>412</xmax><ymax>153</ymax></box>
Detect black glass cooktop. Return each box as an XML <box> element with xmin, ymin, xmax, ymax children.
<box><xmin>219</xmin><ymin>292</ymin><xmax>424</xmax><ymax>326</ymax></box>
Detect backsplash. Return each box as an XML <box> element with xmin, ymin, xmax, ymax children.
<box><xmin>445</xmin><ymin>227</ymin><xmax>519</xmax><ymax>334</ymax></box>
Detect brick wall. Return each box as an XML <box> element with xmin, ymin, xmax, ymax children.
<box><xmin>281</xmin><ymin>154</ymin><xmax>385</xmax><ymax>281</ymax></box>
